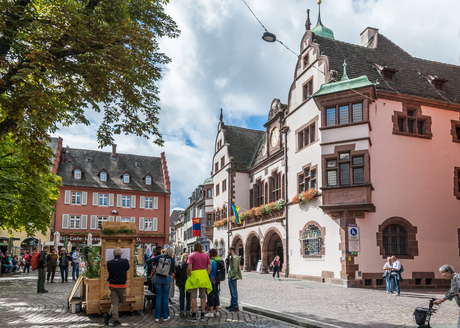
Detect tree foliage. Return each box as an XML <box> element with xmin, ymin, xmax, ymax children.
<box><xmin>0</xmin><ymin>0</ymin><xmax>180</xmax><ymax>146</ymax></box>
<box><xmin>0</xmin><ymin>134</ymin><xmax>61</xmax><ymax>235</ymax></box>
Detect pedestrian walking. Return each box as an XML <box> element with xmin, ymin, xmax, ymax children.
<box><xmin>22</xmin><ymin>252</ymin><xmax>31</xmax><ymax>275</ymax></box>
<box><xmin>226</xmin><ymin>246</ymin><xmax>242</xmax><ymax>312</ymax></box>
<box><xmin>59</xmin><ymin>248</ymin><xmax>70</xmax><ymax>283</ymax></box>
<box><xmin>383</xmin><ymin>257</ymin><xmax>393</xmax><ymax>294</ymax></box>
<box><xmin>46</xmin><ymin>249</ymin><xmax>58</xmax><ymax>283</ymax></box>
<box><xmin>146</xmin><ymin>246</ymin><xmax>176</xmax><ymax>322</ymax></box>
<box><xmin>271</xmin><ymin>255</ymin><xmax>281</xmax><ymax>280</ymax></box>
<box><xmin>185</xmin><ymin>242</ymin><xmax>212</xmax><ymax>322</ymax></box>
<box><xmin>104</xmin><ymin>247</ymin><xmax>130</xmax><ymax>326</ymax></box>
<box><xmin>205</xmin><ymin>248</ymin><xmax>223</xmax><ymax>318</ymax></box>
<box><xmin>71</xmin><ymin>248</ymin><xmax>82</xmax><ymax>281</ymax></box>
<box><xmin>390</xmin><ymin>255</ymin><xmax>402</xmax><ymax>296</ymax></box>
<box><xmin>37</xmin><ymin>246</ymin><xmax>50</xmax><ymax>293</ymax></box>
<box><xmin>175</xmin><ymin>253</ymin><xmax>191</xmax><ymax>318</ymax></box>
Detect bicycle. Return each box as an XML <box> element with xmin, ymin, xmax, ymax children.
<box><xmin>413</xmin><ymin>298</ymin><xmax>439</xmax><ymax>328</ymax></box>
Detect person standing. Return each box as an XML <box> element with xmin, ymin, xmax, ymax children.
<box><xmin>434</xmin><ymin>265</ymin><xmax>460</xmax><ymax>326</ymax></box>
<box><xmin>185</xmin><ymin>242</ymin><xmax>212</xmax><ymax>322</ymax></box>
<box><xmin>46</xmin><ymin>249</ymin><xmax>58</xmax><ymax>283</ymax></box>
<box><xmin>37</xmin><ymin>246</ymin><xmax>49</xmax><ymax>293</ymax></box>
<box><xmin>390</xmin><ymin>255</ymin><xmax>402</xmax><ymax>296</ymax></box>
<box><xmin>226</xmin><ymin>247</ymin><xmax>242</xmax><ymax>312</ymax></box>
<box><xmin>383</xmin><ymin>257</ymin><xmax>393</xmax><ymax>294</ymax></box>
<box><xmin>205</xmin><ymin>248</ymin><xmax>222</xmax><ymax>318</ymax></box>
<box><xmin>104</xmin><ymin>247</ymin><xmax>130</xmax><ymax>326</ymax></box>
<box><xmin>22</xmin><ymin>252</ymin><xmax>31</xmax><ymax>275</ymax></box>
<box><xmin>59</xmin><ymin>248</ymin><xmax>70</xmax><ymax>283</ymax></box>
<box><xmin>71</xmin><ymin>248</ymin><xmax>82</xmax><ymax>281</ymax></box>
<box><xmin>271</xmin><ymin>256</ymin><xmax>281</xmax><ymax>281</ymax></box>
<box><xmin>175</xmin><ymin>253</ymin><xmax>191</xmax><ymax>318</ymax></box>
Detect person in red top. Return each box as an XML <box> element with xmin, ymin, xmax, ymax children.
<box><xmin>22</xmin><ymin>252</ymin><xmax>31</xmax><ymax>275</ymax></box>
<box><xmin>271</xmin><ymin>255</ymin><xmax>281</xmax><ymax>281</ymax></box>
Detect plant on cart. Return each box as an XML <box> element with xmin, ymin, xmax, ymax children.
<box><xmin>82</xmin><ymin>246</ymin><xmax>100</xmax><ymax>279</ymax></box>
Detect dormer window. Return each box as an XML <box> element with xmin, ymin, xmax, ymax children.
<box><xmin>123</xmin><ymin>174</ymin><xmax>130</xmax><ymax>183</ymax></box>
<box><xmin>382</xmin><ymin>69</ymin><xmax>396</xmax><ymax>82</ymax></box>
<box><xmin>100</xmin><ymin>172</ymin><xmax>107</xmax><ymax>182</ymax></box>
<box><xmin>432</xmin><ymin>79</ymin><xmax>446</xmax><ymax>91</ymax></box>
<box><xmin>74</xmin><ymin>169</ymin><xmax>81</xmax><ymax>180</ymax></box>
<box><xmin>135</xmin><ymin>162</ymin><xmax>140</xmax><ymax>168</ymax></box>
<box><xmin>146</xmin><ymin>176</ymin><xmax>152</xmax><ymax>185</ymax></box>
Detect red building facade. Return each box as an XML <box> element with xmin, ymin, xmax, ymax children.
<box><xmin>51</xmin><ymin>138</ymin><xmax>171</xmax><ymax>249</ymax></box>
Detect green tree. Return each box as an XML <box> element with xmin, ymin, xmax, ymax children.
<box><xmin>0</xmin><ymin>0</ymin><xmax>180</xmax><ymax>146</ymax></box>
<box><xmin>0</xmin><ymin>134</ymin><xmax>61</xmax><ymax>235</ymax></box>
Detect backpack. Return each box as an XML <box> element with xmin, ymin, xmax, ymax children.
<box><xmin>30</xmin><ymin>252</ymin><xmax>40</xmax><ymax>270</ymax></box>
<box><xmin>155</xmin><ymin>256</ymin><xmax>171</xmax><ymax>277</ymax></box>
<box><xmin>215</xmin><ymin>259</ymin><xmax>226</xmax><ymax>282</ymax></box>
<box><xmin>400</xmin><ymin>265</ymin><xmax>404</xmax><ymax>273</ymax></box>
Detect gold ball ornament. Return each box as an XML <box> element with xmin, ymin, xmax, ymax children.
<box><xmin>318</xmin><ymin>0</ymin><xmax>322</xmax><ymax>4</ymax></box>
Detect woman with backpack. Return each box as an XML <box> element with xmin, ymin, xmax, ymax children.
<box><xmin>175</xmin><ymin>253</ymin><xmax>191</xmax><ymax>318</ymax></box>
<box><xmin>205</xmin><ymin>248</ymin><xmax>222</xmax><ymax>318</ymax></box>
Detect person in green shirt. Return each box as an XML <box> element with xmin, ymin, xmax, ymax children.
<box><xmin>225</xmin><ymin>247</ymin><xmax>242</xmax><ymax>311</ymax></box>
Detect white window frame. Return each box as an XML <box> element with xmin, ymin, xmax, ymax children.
<box><xmin>145</xmin><ymin>197</ymin><xmax>153</xmax><ymax>209</ymax></box>
<box><xmin>146</xmin><ymin>176</ymin><xmax>152</xmax><ymax>185</ymax></box>
<box><xmin>71</xmin><ymin>192</ymin><xmax>81</xmax><ymax>205</ymax></box>
<box><xmin>99</xmin><ymin>194</ymin><xmax>108</xmax><ymax>206</ymax></box>
<box><xmin>123</xmin><ymin>174</ymin><xmax>130</xmax><ymax>183</ymax></box>
<box><xmin>74</xmin><ymin>169</ymin><xmax>81</xmax><ymax>180</ymax></box>
<box><xmin>122</xmin><ymin>196</ymin><xmax>130</xmax><ymax>208</ymax></box>
<box><xmin>97</xmin><ymin>216</ymin><xmax>108</xmax><ymax>230</ymax></box>
<box><xmin>100</xmin><ymin>172</ymin><xmax>107</xmax><ymax>182</ymax></box>
<box><xmin>70</xmin><ymin>215</ymin><xmax>81</xmax><ymax>229</ymax></box>
<box><xmin>144</xmin><ymin>218</ymin><xmax>153</xmax><ymax>231</ymax></box>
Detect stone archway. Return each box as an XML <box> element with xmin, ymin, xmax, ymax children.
<box><xmin>231</xmin><ymin>234</ymin><xmax>244</xmax><ymax>260</ymax></box>
<box><xmin>262</xmin><ymin>227</ymin><xmax>285</xmax><ymax>274</ymax></box>
<box><xmin>244</xmin><ymin>232</ymin><xmax>261</xmax><ymax>272</ymax></box>
<box><xmin>19</xmin><ymin>237</ymin><xmax>39</xmax><ymax>254</ymax></box>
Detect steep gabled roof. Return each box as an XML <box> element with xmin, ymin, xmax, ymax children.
<box><xmin>314</xmin><ymin>33</ymin><xmax>460</xmax><ymax>104</ymax></box>
<box><xmin>224</xmin><ymin>125</ymin><xmax>265</xmax><ymax>170</ymax></box>
<box><xmin>169</xmin><ymin>209</ymin><xmax>183</xmax><ymax>226</ymax></box>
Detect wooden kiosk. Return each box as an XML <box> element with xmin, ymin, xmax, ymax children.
<box><xmin>81</xmin><ymin>222</ymin><xmax>145</xmax><ymax>314</ymax></box>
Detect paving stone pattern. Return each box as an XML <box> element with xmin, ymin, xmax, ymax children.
<box><xmin>0</xmin><ymin>270</ymin><xmax>293</xmax><ymax>328</ymax></box>
<box><xmin>219</xmin><ymin>272</ymin><xmax>460</xmax><ymax>328</ymax></box>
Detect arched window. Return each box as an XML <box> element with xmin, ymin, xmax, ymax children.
<box><xmin>100</xmin><ymin>172</ymin><xmax>107</xmax><ymax>182</ymax></box>
<box><xmin>74</xmin><ymin>169</ymin><xmax>81</xmax><ymax>180</ymax></box>
<box><xmin>218</xmin><ymin>240</ymin><xmax>225</xmax><ymax>257</ymax></box>
<box><xmin>301</xmin><ymin>225</ymin><xmax>322</xmax><ymax>256</ymax></box>
<box><xmin>214</xmin><ymin>241</ymin><xmax>218</xmax><ymax>249</ymax></box>
<box><xmin>383</xmin><ymin>224</ymin><xmax>408</xmax><ymax>255</ymax></box>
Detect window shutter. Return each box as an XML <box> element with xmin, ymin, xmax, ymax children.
<box><xmin>154</xmin><ymin>197</ymin><xmax>159</xmax><ymax>209</ymax></box>
<box><xmin>139</xmin><ymin>217</ymin><xmax>144</xmax><ymax>231</ymax></box>
<box><xmin>90</xmin><ymin>215</ymin><xmax>97</xmax><ymax>230</ymax></box>
<box><xmin>109</xmin><ymin>194</ymin><xmax>114</xmax><ymax>207</ymax></box>
<box><xmin>140</xmin><ymin>196</ymin><xmax>145</xmax><ymax>209</ymax></box>
<box><xmin>117</xmin><ymin>194</ymin><xmax>122</xmax><ymax>207</ymax></box>
<box><xmin>130</xmin><ymin>217</ymin><xmax>135</xmax><ymax>223</ymax></box>
<box><xmin>92</xmin><ymin>192</ymin><xmax>98</xmax><ymax>206</ymax></box>
<box><xmin>109</xmin><ymin>216</ymin><xmax>114</xmax><ymax>222</ymax></box>
<box><xmin>131</xmin><ymin>195</ymin><xmax>136</xmax><ymax>208</ymax></box>
<box><xmin>82</xmin><ymin>192</ymin><xmax>88</xmax><ymax>205</ymax></box>
<box><xmin>81</xmin><ymin>215</ymin><xmax>88</xmax><ymax>229</ymax></box>
<box><xmin>116</xmin><ymin>216</ymin><xmax>121</xmax><ymax>222</ymax></box>
<box><xmin>64</xmin><ymin>191</ymin><xmax>71</xmax><ymax>204</ymax></box>
<box><xmin>62</xmin><ymin>214</ymin><xmax>69</xmax><ymax>229</ymax></box>
<box><xmin>153</xmin><ymin>218</ymin><xmax>158</xmax><ymax>231</ymax></box>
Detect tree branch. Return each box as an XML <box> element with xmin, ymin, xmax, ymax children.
<box><xmin>0</xmin><ymin>0</ymin><xmax>32</xmax><ymax>58</ymax></box>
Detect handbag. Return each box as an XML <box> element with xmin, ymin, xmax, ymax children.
<box><xmin>270</xmin><ymin>263</ymin><xmax>274</xmax><ymax>269</ymax></box>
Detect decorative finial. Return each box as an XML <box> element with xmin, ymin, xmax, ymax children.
<box><xmin>317</xmin><ymin>0</ymin><xmax>323</xmax><ymax>26</ymax></box>
<box><xmin>340</xmin><ymin>60</ymin><xmax>349</xmax><ymax>81</ymax></box>
<box><xmin>219</xmin><ymin>108</ymin><xmax>223</xmax><ymax>122</ymax></box>
<box><xmin>305</xmin><ymin>9</ymin><xmax>311</xmax><ymax>31</ymax></box>
<box><xmin>318</xmin><ymin>0</ymin><xmax>322</xmax><ymax>4</ymax></box>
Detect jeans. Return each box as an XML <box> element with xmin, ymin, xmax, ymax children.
<box><xmin>208</xmin><ymin>282</ymin><xmax>220</xmax><ymax>308</ymax></box>
<box><xmin>392</xmin><ymin>274</ymin><xmax>400</xmax><ymax>294</ymax></box>
<box><xmin>272</xmin><ymin>266</ymin><xmax>280</xmax><ymax>279</ymax></box>
<box><xmin>1</xmin><ymin>264</ymin><xmax>13</xmax><ymax>273</ymax></box>
<box><xmin>23</xmin><ymin>263</ymin><xmax>30</xmax><ymax>274</ymax></box>
<box><xmin>60</xmin><ymin>266</ymin><xmax>68</xmax><ymax>281</ymax></box>
<box><xmin>178</xmin><ymin>285</ymin><xmax>191</xmax><ymax>313</ymax></box>
<box><xmin>154</xmin><ymin>275</ymin><xmax>172</xmax><ymax>319</ymax></box>
<box><xmin>228</xmin><ymin>279</ymin><xmax>238</xmax><ymax>308</ymax></box>
<box><xmin>385</xmin><ymin>272</ymin><xmax>393</xmax><ymax>292</ymax></box>
<box><xmin>72</xmin><ymin>262</ymin><xmax>80</xmax><ymax>280</ymax></box>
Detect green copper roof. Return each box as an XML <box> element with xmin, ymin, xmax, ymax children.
<box><xmin>311</xmin><ymin>3</ymin><xmax>334</xmax><ymax>39</ymax></box>
<box><xmin>202</xmin><ymin>177</ymin><xmax>213</xmax><ymax>186</ymax></box>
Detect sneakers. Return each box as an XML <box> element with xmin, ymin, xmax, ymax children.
<box><xmin>394</xmin><ymin>293</ymin><xmax>400</xmax><ymax>296</ymax></box>
<box><xmin>38</xmin><ymin>290</ymin><xmax>49</xmax><ymax>293</ymax></box>
<box><xmin>229</xmin><ymin>307</ymin><xmax>239</xmax><ymax>312</ymax></box>
<box><xmin>163</xmin><ymin>317</ymin><xmax>170</xmax><ymax>322</ymax></box>
<box><xmin>155</xmin><ymin>318</ymin><xmax>160</xmax><ymax>322</ymax></box>
<box><xmin>113</xmin><ymin>321</ymin><xmax>120</xmax><ymax>326</ymax></box>
<box><xmin>272</xmin><ymin>276</ymin><xmax>275</xmax><ymax>280</ymax></box>
<box><xmin>187</xmin><ymin>314</ymin><xmax>197</xmax><ymax>322</ymax></box>
<box><xmin>215</xmin><ymin>311</ymin><xmax>220</xmax><ymax>316</ymax></box>
<box><xmin>204</xmin><ymin>312</ymin><xmax>214</xmax><ymax>318</ymax></box>
<box><xmin>225</xmin><ymin>306</ymin><xmax>233</xmax><ymax>310</ymax></box>
<box><xmin>179</xmin><ymin>312</ymin><xmax>185</xmax><ymax>318</ymax></box>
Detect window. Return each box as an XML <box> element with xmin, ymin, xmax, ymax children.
<box><xmin>97</xmin><ymin>216</ymin><xmax>108</xmax><ymax>229</ymax></box>
<box><xmin>326</xmin><ymin>108</ymin><xmax>336</xmax><ymax>126</ymax></box>
<box><xmin>433</xmin><ymin>79</ymin><xmax>445</xmax><ymax>90</ymax></box>
<box><xmin>339</xmin><ymin>105</ymin><xmax>349</xmax><ymax>124</ymax></box>
<box><xmin>221</xmin><ymin>156</ymin><xmax>225</xmax><ymax>168</ymax></box>
<box><xmin>74</xmin><ymin>169</ymin><xmax>81</xmax><ymax>180</ymax></box>
<box><xmin>296</xmin><ymin>119</ymin><xmax>317</xmax><ymax>151</ymax></box>
<box><xmin>451</xmin><ymin>120</ymin><xmax>460</xmax><ymax>143</ymax></box>
<box><xmin>303</xmin><ymin>53</ymin><xmax>309</xmax><ymax>68</ymax></box>
<box><xmin>301</xmin><ymin>225</ymin><xmax>322</xmax><ymax>256</ymax></box>
<box><xmin>215</xmin><ymin>162</ymin><xmax>218</xmax><ymax>173</ymax></box>
<box><xmin>100</xmin><ymin>172</ymin><xmax>107</xmax><ymax>182</ymax></box>
<box><xmin>145</xmin><ymin>176</ymin><xmax>152</xmax><ymax>185</ymax></box>
<box><xmin>123</xmin><ymin>174</ymin><xmax>130</xmax><ymax>183</ymax></box>
<box><xmin>122</xmin><ymin>196</ymin><xmax>130</xmax><ymax>208</ymax></box>
<box><xmin>303</xmin><ymin>79</ymin><xmax>313</xmax><ymax>101</ymax></box>
<box><xmin>454</xmin><ymin>167</ymin><xmax>460</xmax><ymax>199</ymax></box>
<box><xmin>326</xmin><ymin>103</ymin><xmax>364</xmax><ymax>127</ymax></box>
<box><xmin>144</xmin><ymin>218</ymin><xmax>153</xmax><ymax>231</ymax></box>
<box><xmin>121</xmin><ymin>217</ymin><xmax>130</xmax><ymax>222</ymax></box>
<box><xmin>392</xmin><ymin>105</ymin><xmax>432</xmax><ymax>138</ymax></box>
<box><xmin>207</xmin><ymin>189</ymin><xmax>212</xmax><ymax>198</ymax></box>
<box><xmin>325</xmin><ymin>152</ymin><xmax>365</xmax><ymax>187</ymax></box>
<box><xmin>383</xmin><ymin>224</ymin><xmax>408</xmax><ymax>255</ymax></box>
<box><xmin>72</xmin><ymin>192</ymin><xmax>81</xmax><ymax>205</ymax></box>
<box><xmin>254</xmin><ymin>180</ymin><xmax>264</xmax><ymax>207</ymax></box>
<box><xmin>215</xmin><ymin>184</ymin><xmax>220</xmax><ymax>196</ymax></box>
<box><xmin>222</xmin><ymin>179</ymin><xmax>226</xmax><ymax>192</ymax></box>
<box><xmin>99</xmin><ymin>194</ymin><xmax>108</xmax><ymax>206</ymax></box>
<box><xmin>298</xmin><ymin>167</ymin><xmax>317</xmax><ymax>193</ymax></box>
<box><xmin>70</xmin><ymin>215</ymin><xmax>81</xmax><ymax>229</ymax></box>
<box><xmin>352</xmin><ymin>103</ymin><xmax>363</xmax><ymax>122</ymax></box>
<box><xmin>207</xmin><ymin>214</ymin><xmax>212</xmax><ymax>226</ymax></box>
<box><xmin>271</xmin><ymin>172</ymin><xmax>282</xmax><ymax>201</ymax></box>
<box><xmin>145</xmin><ymin>197</ymin><xmax>153</xmax><ymax>209</ymax></box>
<box><xmin>382</xmin><ymin>70</ymin><xmax>395</xmax><ymax>82</ymax></box>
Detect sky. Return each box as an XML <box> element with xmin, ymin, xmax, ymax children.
<box><xmin>51</xmin><ymin>0</ymin><xmax>460</xmax><ymax>211</ymax></box>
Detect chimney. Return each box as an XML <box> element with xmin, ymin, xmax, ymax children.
<box><xmin>360</xmin><ymin>27</ymin><xmax>379</xmax><ymax>47</ymax></box>
<box><xmin>112</xmin><ymin>144</ymin><xmax>117</xmax><ymax>158</ymax></box>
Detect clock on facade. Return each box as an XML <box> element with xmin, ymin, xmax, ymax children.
<box><xmin>271</xmin><ymin>127</ymin><xmax>279</xmax><ymax>147</ymax></box>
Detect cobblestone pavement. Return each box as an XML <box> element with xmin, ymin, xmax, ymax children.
<box><xmin>0</xmin><ymin>269</ymin><xmax>296</xmax><ymax>328</ymax></box>
<box><xmin>217</xmin><ymin>272</ymin><xmax>459</xmax><ymax>328</ymax></box>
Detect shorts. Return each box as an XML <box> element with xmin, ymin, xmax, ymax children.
<box><xmin>189</xmin><ymin>288</ymin><xmax>207</xmax><ymax>299</ymax></box>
